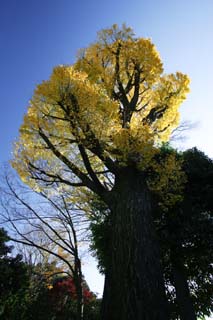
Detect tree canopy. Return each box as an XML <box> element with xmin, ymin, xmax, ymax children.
<box><xmin>12</xmin><ymin>24</ymin><xmax>189</xmax><ymax>198</ymax></box>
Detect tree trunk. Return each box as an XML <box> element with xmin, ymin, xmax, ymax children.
<box><xmin>74</xmin><ymin>257</ymin><xmax>84</xmax><ymax>320</ymax></box>
<box><xmin>171</xmin><ymin>250</ymin><xmax>196</xmax><ymax>320</ymax></box>
<box><xmin>76</xmin><ymin>283</ymin><xmax>84</xmax><ymax>320</ymax></box>
<box><xmin>101</xmin><ymin>272</ymin><xmax>112</xmax><ymax>320</ymax></box>
<box><xmin>102</xmin><ymin>167</ymin><xmax>169</xmax><ymax>320</ymax></box>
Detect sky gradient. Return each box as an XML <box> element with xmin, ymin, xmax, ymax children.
<box><xmin>1</xmin><ymin>0</ymin><xmax>213</xmax><ymax>299</ymax></box>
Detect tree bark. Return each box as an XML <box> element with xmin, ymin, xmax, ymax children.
<box><xmin>73</xmin><ymin>257</ymin><xmax>84</xmax><ymax>320</ymax></box>
<box><xmin>101</xmin><ymin>272</ymin><xmax>112</xmax><ymax>320</ymax></box>
<box><xmin>171</xmin><ymin>250</ymin><xmax>196</xmax><ymax>320</ymax></box>
<box><xmin>102</xmin><ymin>167</ymin><xmax>169</xmax><ymax>320</ymax></box>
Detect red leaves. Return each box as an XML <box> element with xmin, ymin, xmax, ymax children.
<box><xmin>50</xmin><ymin>277</ymin><xmax>94</xmax><ymax>303</ymax></box>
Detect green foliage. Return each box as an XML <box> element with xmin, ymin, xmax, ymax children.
<box><xmin>89</xmin><ymin>197</ymin><xmax>111</xmax><ymax>273</ymax></box>
<box><xmin>0</xmin><ymin>228</ymin><xmax>29</xmax><ymax>319</ymax></box>
<box><xmin>157</xmin><ymin>147</ymin><xmax>213</xmax><ymax>319</ymax></box>
<box><xmin>84</xmin><ymin>298</ymin><xmax>101</xmax><ymax>320</ymax></box>
<box><xmin>90</xmin><ymin>218</ymin><xmax>111</xmax><ymax>274</ymax></box>
<box><xmin>180</xmin><ymin>148</ymin><xmax>213</xmax><ymax>318</ymax></box>
<box><xmin>0</xmin><ymin>228</ymin><xmax>11</xmax><ymax>256</ymax></box>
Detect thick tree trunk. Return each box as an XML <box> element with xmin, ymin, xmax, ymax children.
<box><xmin>100</xmin><ymin>272</ymin><xmax>112</xmax><ymax>320</ymax></box>
<box><xmin>171</xmin><ymin>251</ymin><xmax>196</xmax><ymax>320</ymax></box>
<box><xmin>102</xmin><ymin>167</ymin><xmax>169</xmax><ymax>320</ymax></box>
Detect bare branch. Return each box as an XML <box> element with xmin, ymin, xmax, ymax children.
<box><xmin>170</xmin><ymin>120</ymin><xmax>199</xmax><ymax>142</ymax></box>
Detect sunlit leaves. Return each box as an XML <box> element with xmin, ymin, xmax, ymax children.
<box><xmin>13</xmin><ymin>24</ymin><xmax>190</xmax><ymax>198</ymax></box>
<box><xmin>149</xmin><ymin>152</ymin><xmax>186</xmax><ymax>209</ymax></box>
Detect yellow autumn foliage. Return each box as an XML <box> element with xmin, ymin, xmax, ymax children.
<box><xmin>12</xmin><ymin>24</ymin><xmax>190</xmax><ymax>203</ymax></box>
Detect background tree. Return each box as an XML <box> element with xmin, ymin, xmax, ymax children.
<box><xmin>12</xmin><ymin>24</ymin><xmax>190</xmax><ymax>320</ymax></box>
<box><xmin>0</xmin><ymin>230</ymin><xmax>100</xmax><ymax>320</ymax></box>
<box><xmin>154</xmin><ymin>147</ymin><xmax>213</xmax><ymax>320</ymax></box>
<box><xmin>0</xmin><ymin>228</ymin><xmax>29</xmax><ymax>319</ymax></box>
<box><xmin>0</xmin><ymin>170</ymin><xmax>88</xmax><ymax>320</ymax></box>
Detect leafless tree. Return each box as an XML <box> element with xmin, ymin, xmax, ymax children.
<box><xmin>0</xmin><ymin>168</ymin><xmax>90</xmax><ymax>320</ymax></box>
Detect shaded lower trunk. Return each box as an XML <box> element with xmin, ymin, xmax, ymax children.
<box><xmin>102</xmin><ymin>168</ymin><xmax>169</xmax><ymax>320</ymax></box>
<box><xmin>171</xmin><ymin>251</ymin><xmax>196</xmax><ymax>320</ymax></box>
<box><xmin>100</xmin><ymin>272</ymin><xmax>111</xmax><ymax>320</ymax></box>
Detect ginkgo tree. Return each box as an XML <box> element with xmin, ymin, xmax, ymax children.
<box><xmin>13</xmin><ymin>24</ymin><xmax>190</xmax><ymax>320</ymax></box>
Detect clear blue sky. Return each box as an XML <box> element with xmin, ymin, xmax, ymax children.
<box><xmin>1</xmin><ymin>0</ymin><xmax>213</xmax><ymax>162</ymax></box>
<box><xmin>1</xmin><ymin>0</ymin><xmax>213</xmax><ymax>299</ymax></box>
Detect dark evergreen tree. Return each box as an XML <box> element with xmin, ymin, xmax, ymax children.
<box><xmin>0</xmin><ymin>228</ymin><xmax>29</xmax><ymax>319</ymax></box>
<box><xmin>156</xmin><ymin>148</ymin><xmax>213</xmax><ymax>320</ymax></box>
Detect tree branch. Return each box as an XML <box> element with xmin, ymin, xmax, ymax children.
<box><xmin>38</xmin><ymin>128</ymin><xmax>106</xmax><ymax>197</ymax></box>
<box><xmin>78</xmin><ymin>144</ymin><xmax>106</xmax><ymax>192</ymax></box>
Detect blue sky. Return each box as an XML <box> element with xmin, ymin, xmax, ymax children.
<box><xmin>1</xmin><ymin>0</ymin><xmax>213</xmax><ymax>162</ymax></box>
<box><xmin>1</xmin><ymin>0</ymin><xmax>213</xmax><ymax>297</ymax></box>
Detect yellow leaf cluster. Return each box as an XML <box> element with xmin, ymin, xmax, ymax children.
<box><xmin>148</xmin><ymin>153</ymin><xmax>186</xmax><ymax>210</ymax></box>
<box><xmin>12</xmin><ymin>25</ymin><xmax>190</xmax><ymax>191</ymax></box>
<box><xmin>75</xmin><ymin>36</ymin><xmax>163</xmax><ymax>95</ymax></box>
